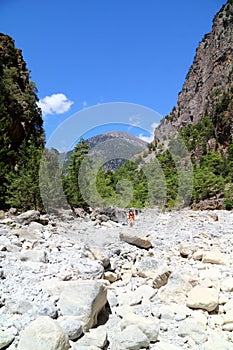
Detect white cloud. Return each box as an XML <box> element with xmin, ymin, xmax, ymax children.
<box><xmin>151</xmin><ymin>122</ymin><xmax>159</xmax><ymax>130</ymax></box>
<box><xmin>138</xmin><ymin>133</ymin><xmax>154</xmax><ymax>143</ymax></box>
<box><xmin>37</xmin><ymin>93</ymin><xmax>73</xmax><ymax>116</ymax></box>
<box><xmin>128</xmin><ymin>115</ymin><xmax>141</xmax><ymax>126</ymax></box>
<box><xmin>138</xmin><ymin>122</ymin><xmax>159</xmax><ymax>143</ymax></box>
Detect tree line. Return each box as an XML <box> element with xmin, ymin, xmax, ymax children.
<box><xmin>1</xmin><ymin>33</ymin><xmax>233</xmax><ymax>212</ymax></box>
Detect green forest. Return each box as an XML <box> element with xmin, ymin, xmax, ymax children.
<box><xmin>0</xmin><ymin>33</ymin><xmax>233</xmax><ymax>213</ymax></box>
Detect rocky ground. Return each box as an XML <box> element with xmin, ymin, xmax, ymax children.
<box><xmin>0</xmin><ymin>207</ymin><xmax>233</xmax><ymax>350</ymax></box>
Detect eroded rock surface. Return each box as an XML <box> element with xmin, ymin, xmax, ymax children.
<box><xmin>0</xmin><ymin>208</ymin><xmax>233</xmax><ymax>349</ymax></box>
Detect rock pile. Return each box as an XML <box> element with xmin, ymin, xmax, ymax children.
<box><xmin>0</xmin><ymin>207</ymin><xmax>233</xmax><ymax>349</ymax></box>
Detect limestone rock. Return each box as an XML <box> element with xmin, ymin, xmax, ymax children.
<box><xmin>117</xmin><ymin>290</ymin><xmax>142</xmax><ymax>307</ymax></box>
<box><xmin>120</xmin><ymin>232</ymin><xmax>152</xmax><ymax>249</ymax></box>
<box><xmin>134</xmin><ymin>256</ymin><xmax>162</xmax><ymax>278</ymax></box>
<box><xmin>224</xmin><ymin>300</ymin><xmax>233</xmax><ymax>312</ymax></box>
<box><xmin>88</xmin><ymin>247</ymin><xmax>110</xmax><ymax>268</ymax></box>
<box><xmin>116</xmin><ymin>324</ymin><xmax>150</xmax><ymax>350</ymax></box>
<box><xmin>100</xmin><ymin>206</ymin><xmax>127</xmax><ymax>223</ymax></box>
<box><xmin>158</xmin><ymin>271</ymin><xmax>192</xmax><ymax>304</ymax></box>
<box><xmin>17</xmin><ymin>316</ymin><xmax>70</xmax><ymax>350</ymax></box>
<box><xmin>74</xmin><ymin>326</ymin><xmax>107</xmax><ymax>348</ymax></box>
<box><xmin>17</xmin><ymin>228</ymin><xmax>40</xmax><ymax>241</ymax></box>
<box><xmin>202</xmin><ymin>249</ymin><xmax>228</xmax><ymax>265</ymax></box>
<box><xmin>203</xmin><ymin>331</ymin><xmax>233</xmax><ymax>350</ymax></box>
<box><xmin>186</xmin><ymin>286</ymin><xmax>219</xmax><ymax>312</ymax></box>
<box><xmin>223</xmin><ymin>308</ymin><xmax>233</xmax><ymax>325</ymax></box>
<box><xmin>221</xmin><ymin>277</ymin><xmax>233</xmax><ymax>292</ymax></box>
<box><xmin>179</xmin><ymin>242</ymin><xmax>195</xmax><ymax>258</ymax></box>
<box><xmin>134</xmin><ymin>257</ymin><xmax>171</xmax><ymax>289</ymax></box>
<box><xmin>57</xmin><ymin>280</ymin><xmax>107</xmax><ymax>331</ymax></box>
<box><xmin>73</xmin><ymin>258</ymin><xmax>104</xmax><ymax>279</ymax></box>
<box><xmin>20</xmin><ymin>250</ymin><xmax>48</xmax><ymax>263</ymax></box>
<box><xmin>16</xmin><ymin>210</ymin><xmax>40</xmax><ymax>224</ymax></box>
<box><xmin>154</xmin><ymin>341</ymin><xmax>185</xmax><ymax>350</ymax></box>
<box><xmin>192</xmin><ymin>249</ymin><xmax>204</xmax><ymax>261</ymax></box>
<box><xmin>103</xmin><ymin>271</ymin><xmax>118</xmax><ymax>282</ymax></box>
<box><xmin>133</xmin><ymin>284</ymin><xmax>156</xmax><ymax>303</ymax></box>
<box><xmin>222</xmin><ymin>323</ymin><xmax>233</xmax><ymax>331</ymax></box>
<box><xmin>96</xmin><ymin>214</ymin><xmax>110</xmax><ymax>222</ymax></box>
<box><xmin>120</xmin><ymin>312</ymin><xmax>160</xmax><ymax>342</ymax></box>
<box><xmin>0</xmin><ymin>329</ymin><xmax>14</xmax><ymax>349</ymax></box>
<box><xmin>71</xmin><ymin>345</ymin><xmax>99</xmax><ymax>350</ymax></box>
<box><xmin>58</xmin><ymin>317</ymin><xmax>83</xmax><ymax>340</ymax></box>
<box><xmin>177</xmin><ymin>318</ymin><xmax>208</xmax><ymax>344</ymax></box>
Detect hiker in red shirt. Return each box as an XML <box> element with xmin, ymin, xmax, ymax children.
<box><xmin>128</xmin><ymin>210</ymin><xmax>135</xmax><ymax>226</ymax></box>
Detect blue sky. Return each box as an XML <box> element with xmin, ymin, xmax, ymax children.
<box><xmin>0</xmin><ymin>0</ymin><xmax>226</xmax><ymax>148</ymax></box>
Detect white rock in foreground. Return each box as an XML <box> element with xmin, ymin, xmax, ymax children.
<box><xmin>58</xmin><ymin>317</ymin><xmax>83</xmax><ymax>340</ymax></box>
<box><xmin>17</xmin><ymin>316</ymin><xmax>70</xmax><ymax>350</ymax></box>
<box><xmin>186</xmin><ymin>286</ymin><xmax>219</xmax><ymax>312</ymax></box>
<box><xmin>221</xmin><ymin>277</ymin><xmax>233</xmax><ymax>292</ymax></box>
<box><xmin>120</xmin><ymin>312</ymin><xmax>160</xmax><ymax>342</ymax></box>
<box><xmin>202</xmin><ymin>249</ymin><xmax>228</xmax><ymax>265</ymax></box>
<box><xmin>20</xmin><ymin>249</ymin><xmax>48</xmax><ymax>263</ymax></box>
<box><xmin>57</xmin><ymin>280</ymin><xmax>107</xmax><ymax>331</ymax></box>
<box><xmin>154</xmin><ymin>341</ymin><xmax>184</xmax><ymax>350</ymax></box>
<box><xmin>74</xmin><ymin>326</ymin><xmax>107</xmax><ymax>348</ymax></box>
<box><xmin>116</xmin><ymin>324</ymin><xmax>150</xmax><ymax>350</ymax></box>
<box><xmin>0</xmin><ymin>329</ymin><xmax>14</xmax><ymax>349</ymax></box>
<box><xmin>223</xmin><ymin>308</ymin><xmax>233</xmax><ymax>325</ymax></box>
<box><xmin>158</xmin><ymin>271</ymin><xmax>192</xmax><ymax>304</ymax></box>
<box><xmin>203</xmin><ymin>331</ymin><xmax>233</xmax><ymax>350</ymax></box>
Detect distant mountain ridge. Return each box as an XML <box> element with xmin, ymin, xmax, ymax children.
<box><xmin>61</xmin><ymin>131</ymin><xmax>147</xmax><ymax>171</ymax></box>
<box><xmin>87</xmin><ymin>131</ymin><xmax>147</xmax><ymax>149</ymax></box>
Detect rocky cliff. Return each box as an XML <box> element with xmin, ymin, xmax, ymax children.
<box><xmin>154</xmin><ymin>0</ymin><xmax>233</xmax><ymax>142</ymax></box>
<box><xmin>0</xmin><ymin>33</ymin><xmax>44</xmax><ymax>209</ymax></box>
<box><xmin>0</xmin><ymin>33</ymin><xmax>44</xmax><ymax>150</ymax></box>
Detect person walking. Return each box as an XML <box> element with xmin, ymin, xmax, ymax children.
<box><xmin>128</xmin><ymin>209</ymin><xmax>135</xmax><ymax>226</ymax></box>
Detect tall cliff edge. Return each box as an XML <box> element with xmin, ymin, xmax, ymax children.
<box><xmin>154</xmin><ymin>0</ymin><xmax>233</xmax><ymax>142</ymax></box>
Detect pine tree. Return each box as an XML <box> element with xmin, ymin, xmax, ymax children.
<box><xmin>39</xmin><ymin>148</ymin><xmax>68</xmax><ymax>214</ymax></box>
<box><xmin>63</xmin><ymin>138</ymin><xmax>90</xmax><ymax>208</ymax></box>
<box><xmin>5</xmin><ymin>139</ymin><xmax>43</xmax><ymax>210</ymax></box>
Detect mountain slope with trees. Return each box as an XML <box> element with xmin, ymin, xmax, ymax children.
<box><xmin>0</xmin><ymin>33</ymin><xmax>45</xmax><ymax>210</ymax></box>
<box><xmin>151</xmin><ymin>0</ymin><xmax>233</xmax><ymax>209</ymax></box>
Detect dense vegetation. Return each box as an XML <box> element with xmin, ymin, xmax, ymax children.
<box><xmin>62</xmin><ymin>101</ymin><xmax>233</xmax><ymax>211</ymax></box>
<box><xmin>179</xmin><ymin>111</ymin><xmax>233</xmax><ymax>209</ymax></box>
<box><xmin>0</xmin><ymin>32</ymin><xmax>232</xmax><ymax>213</ymax></box>
<box><xmin>62</xmin><ymin>137</ymin><xmax>190</xmax><ymax>210</ymax></box>
<box><xmin>0</xmin><ymin>34</ymin><xmax>44</xmax><ymax>210</ymax></box>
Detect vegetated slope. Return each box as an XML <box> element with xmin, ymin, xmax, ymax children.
<box><xmin>152</xmin><ymin>0</ymin><xmax>233</xmax><ymax>210</ymax></box>
<box><xmin>61</xmin><ymin>135</ymin><xmax>150</xmax><ymax>210</ymax></box>
<box><xmin>0</xmin><ymin>33</ymin><xmax>45</xmax><ymax>210</ymax></box>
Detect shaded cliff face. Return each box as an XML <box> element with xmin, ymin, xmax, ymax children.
<box><xmin>0</xmin><ymin>33</ymin><xmax>44</xmax><ymax>208</ymax></box>
<box><xmin>155</xmin><ymin>0</ymin><xmax>233</xmax><ymax>141</ymax></box>
<box><xmin>0</xmin><ymin>33</ymin><xmax>44</xmax><ymax>150</ymax></box>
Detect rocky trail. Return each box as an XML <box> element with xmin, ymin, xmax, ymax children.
<box><xmin>0</xmin><ymin>207</ymin><xmax>233</xmax><ymax>349</ymax></box>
